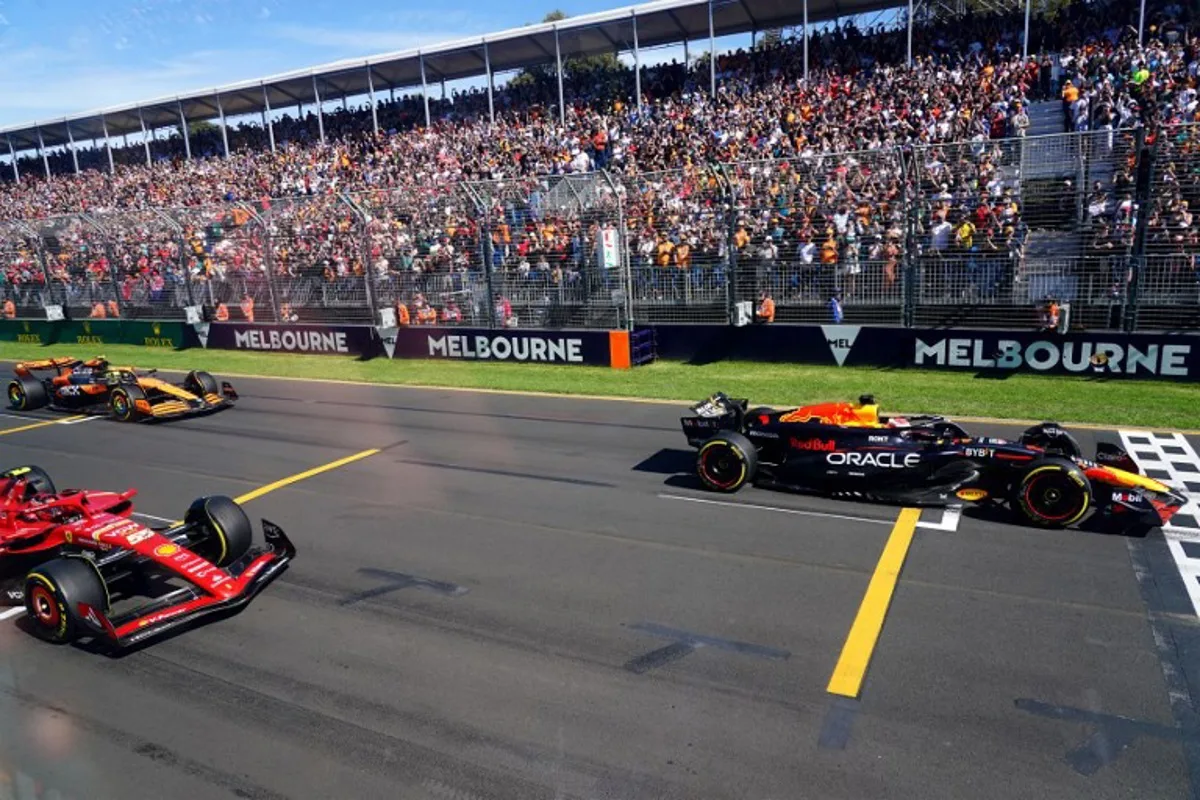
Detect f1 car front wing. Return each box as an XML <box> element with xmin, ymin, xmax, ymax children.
<box><xmin>76</xmin><ymin>520</ymin><xmax>295</xmax><ymax>648</ymax></box>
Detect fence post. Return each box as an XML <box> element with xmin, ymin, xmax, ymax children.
<box><xmin>460</xmin><ymin>181</ymin><xmax>497</xmax><ymax>329</ymax></box>
<box><xmin>717</xmin><ymin>163</ymin><xmax>739</xmax><ymax>326</ymax></box>
<box><xmin>599</xmin><ymin>170</ymin><xmax>633</xmax><ymax>330</ymax></box>
<box><xmin>899</xmin><ymin>147</ymin><xmax>918</xmax><ymax>328</ymax></box>
<box><xmin>1125</xmin><ymin>127</ymin><xmax>1153</xmax><ymax>333</ymax></box>
<box><xmin>337</xmin><ymin>192</ymin><xmax>378</xmax><ymax>324</ymax></box>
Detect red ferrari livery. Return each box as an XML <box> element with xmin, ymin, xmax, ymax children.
<box><xmin>0</xmin><ymin>465</ymin><xmax>294</xmax><ymax>648</ymax></box>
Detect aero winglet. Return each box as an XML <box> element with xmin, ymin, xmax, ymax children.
<box><xmin>76</xmin><ymin>602</ymin><xmax>120</xmax><ymax>641</ymax></box>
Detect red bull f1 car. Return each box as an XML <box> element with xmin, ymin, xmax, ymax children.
<box><xmin>8</xmin><ymin>356</ymin><xmax>237</xmax><ymax>422</ymax></box>
<box><xmin>0</xmin><ymin>465</ymin><xmax>294</xmax><ymax>648</ymax></box>
<box><xmin>681</xmin><ymin>393</ymin><xmax>1186</xmax><ymax>534</ymax></box>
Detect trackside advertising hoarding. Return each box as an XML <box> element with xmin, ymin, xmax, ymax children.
<box><xmin>198</xmin><ymin>323</ymin><xmax>379</xmax><ymax>357</ymax></box>
<box><xmin>0</xmin><ymin>319</ymin><xmax>192</xmax><ymax>348</ymax></box>
<box><xmin>377</xmin><ymin>326</ymin><xmax>629</xmax><ymax>368</ymax></box>
<box><xmin>643</xmin><ymin>325</ymin><xmax>1200</xmax><ymax>381</ymax></box>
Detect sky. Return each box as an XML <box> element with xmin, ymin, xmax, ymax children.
<box><xmin>0</xmin><ymin>0</ymin><xmax>721</xmax><ymax>129</ymax></box>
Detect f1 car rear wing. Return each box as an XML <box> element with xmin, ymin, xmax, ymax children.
<box><xmin>681</xmin><ymin>393</ymin><xmax>749</xmax><ymax>446</ymax></box>
<box><xmin>77</xmin><ymin>520</ymin><xmax>295</xmax><ymax>649</ymax></box>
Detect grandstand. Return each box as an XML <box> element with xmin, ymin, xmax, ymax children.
<box><xmin>0</xmin><ymin>0</ymin><xmax>1194</xmax><ymax>332</ymax></box>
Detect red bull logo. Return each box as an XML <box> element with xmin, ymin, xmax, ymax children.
<box><xmin>790</xmin><ymin>437</ymin><xmax>836</xmax><ymax>451</ymax></box>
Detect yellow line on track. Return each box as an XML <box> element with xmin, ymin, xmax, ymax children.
<box><xmin>826</xmin><ymin>506</ymin><xmax>922</xmax><ymax>699</ymax></box>
<box><xmin>233</xmin><ymin>448</ymin><xmax>381</xmax><ymax>505</ymax></box>
<box><xmin>0</xmin><ymin>415</ymin><xmax>86</xmax><ymax>436</ymax></box>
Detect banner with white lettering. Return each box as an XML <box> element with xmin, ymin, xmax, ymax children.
<box><xmin>382</xmin><ymin>326</ymin><xmax>613</xmax><ymax>366</ymax></box>
<box><xmin>641</xmin><ymin>325</ymin><xmax>1200</xmax><ymax>381</ymax></box>
<box><xmin>898</xmin><ymin>329</ymin><xmax>1199</xmax><ymax>379</ymax></box>
<box><xmin>203</xmin><ymin>323</ymin><xmax>378</xmax><ymax>357</ymax></box>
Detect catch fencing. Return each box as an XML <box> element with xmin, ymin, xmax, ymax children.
<box><xmin>0</xmin><ymin>125</ymin><xmax>1196</xmax><ymax>332</ymax></box>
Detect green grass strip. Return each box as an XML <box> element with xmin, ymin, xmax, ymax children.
<box><xmin>0</xmin><ymin>341</ymin><xmax>1195</xmax><ymax>430</ymax></box>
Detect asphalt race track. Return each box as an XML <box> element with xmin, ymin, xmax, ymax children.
<box><xmin>1</xmin><ymin>372</ymin><xmax>1199</xmax><ymax>800</ymax></box>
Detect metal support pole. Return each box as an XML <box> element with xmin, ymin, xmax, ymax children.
<box><xmin>65</xmin><ymin>121</ymin><xmax>79</xmax><ymax>174</ymax></box>
<box><xmin>100</xmin><ymin>117</ymin><xmax>114</xmax><ymax>173</ymax></box>
<box><xmin>7</xmin><ymin>136</ymin><xmax>18</xmax><ymax>182</ymax></box>
<box><xmin>909</xmin><ymin>0</ymin><xmax>915</xmax><ymax>66</ymax></box>
<box><xmin>1022</xmin><ymin>0</ymin><xmax>1031</xmax><ymax>60</ymax></box>
<box><xmin>138</xmin><ymin>108</ymin><xmax>151</xmax><ymax>166</ymax></box>
<box><xmin>1138</xmin><ymin>0</ymin><xmax>1146</xmax><ymax>46</ymax></box>
<box><xmin>312</xmin><ymin>76</ymin><xmax>325</xmax><ymax>144</ymax></box>
<box><xmin>366</xmin><ymin>65</ymin><xmax>379</xmax><ymax>134</ymax></box>
<box><xmin>803</xmin><ymin>0</ymin><xmax>809</xmax><ymax>82</ymax></box>
<box><xmin>420</xmin><ymin>53</ymin><xmax>431</xmax><ymax>128</ymax></box>
<box><xmin>216</xmin><ymin>94</ymin><xmax>230</xmax><ymax>157</ymax></box>
<box><xmin>684</xmin><ymin>40</ymin><xmax>689</xmax><ymax>65</ymax></box>
<box><xmin>262</xmin><ymin>85</ymin><xmax>276</xmax><ymax>153</ymax></box>
<box><xmin>484</xmin><ymin>40</ymin><xmax>495</xmax><ymax>124</ymax></box>
<box><xmin>555</xmin><ymin>26</ymin><xmax>565</xmax><ymax>125</ymax></box>
<box><xmin>36</xmin><ymin>128</ymin><xmax>49</xmax><ymax>178</ymax></box>
<box><xmin>178</xmin><ymin>101</ymin><xmax>191</xmax><ymax>160</ymax></box>
<box><xmin>708</xmin><ymin>0</ymin><xmax>716</xmax><ymax>99</ymax></box>
<box><xmin>632</xmin><ymin>12</ymin><xmax>642</xmax><ymax>110</ymax></box>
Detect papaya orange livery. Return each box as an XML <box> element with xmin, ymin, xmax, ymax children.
<box><xmin>7</xmin><ymin>356</ymin><xmax>238</xmax><ymax>423</ymax></box>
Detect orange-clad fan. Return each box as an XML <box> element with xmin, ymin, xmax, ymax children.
<box><xmin>413</xmin><ymin>294</ymin><xmax>437</xmax><ymax>325</ymax></box>
<box><xmin>395</xmin><ymin>301</ymin><xmax>410</xmax><ymax>326</ymax></box>
<box><xmin>106</xmin><ymin>300</ymin><xmax>120</xmax><ymax>318</ymax></box>
<box><xmin>2</xmin><ymin>300</ymin><xmax>15</xmax><ymax>319</ymax></box>
<box><xmin>89</xmin><ymin>302</ymin><xmax>106</xmax><ymax>319</ymax></box>
<box><xmin>215</xmin><ymin>303</ymin><xmax>230</xmax><ymax>321</ymax></box>
<box><xmin>756</xmin><ymin>291</ymin><xmax>775</xmax><ymax>323</ymax></box>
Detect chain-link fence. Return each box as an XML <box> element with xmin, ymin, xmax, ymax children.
<box><xmin>2</xmin><ymin>126</ymin><xmax>1198</xmax><ymax>332</ymax></box>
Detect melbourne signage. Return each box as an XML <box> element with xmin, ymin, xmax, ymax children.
<box><xmin>911</xmin><ymin>334</ymin><xmax>1194</xmax><ymax>378</ymax></box>
<box><xmin>382</xmin><ymin>326</ymin><xmax>614</xmax><ymax>367</ymax></box>
<box><xmin>204</xmin><ymin>323</ymin><xmax>378</xmax><ymax>357</ymax></box>
<box><xmin>641</xmin><ymin>325</ymin><xmax>1200</xmax><ymax>382</ymax></box>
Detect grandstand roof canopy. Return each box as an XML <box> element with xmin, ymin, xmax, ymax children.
<box><xmin>2</xmin><ymin>0</ymin><xmax>900</xmax><ymax>151</ymax></box>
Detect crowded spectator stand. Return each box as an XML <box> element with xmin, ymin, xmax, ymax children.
<box><xmin>0</xmin><ymin>0</ymin><xmax>1194</xmax><ymax>331</ymax></box>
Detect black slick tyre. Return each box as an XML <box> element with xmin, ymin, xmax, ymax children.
<box><xmin>0</xmin><ymin>465</ymin><xmax>56</xmax><ymax>499</ymax></box>
<box><xmin>24</xmin><ymin>557</ymin><xmax>108</xmax><ymax>644</ymax></box>
<box><xmin>109</xmin><ymin>384</ymin><xmax>146</xmax><ymax>422</ymax></box>
<box><xmin>7</xmin><ymin>377</ymin><xmax>48</xmax><ymax>411</ymax></box>
<box><xmin>1011</xmin><ymin>457</ymin><xmax>1091</xmax><ymax>528</ymax></box>
<box><xmin>185</xmin><ymin>496</ymin><xmax>253</xmax><ymax>567</ymax></box>
<box><xmin>697</xmin><ymin>432</ymin><xmax>758</xmax><ymax>493</ymax></box>
<box><xmin>185</xmin><ymin>370</ymin><xmax>219</xmax><ymax>397</ymax></box>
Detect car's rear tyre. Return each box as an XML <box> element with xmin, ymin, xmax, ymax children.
<box><xmin>697</xmin><ymin>432</ymin><xmax>758</xmax><ymax>493</ymax></box>
<box><xmin>24</xmin><ymin>557</ymin><xmax>108</xmax><ymax>644</ymax></box>
<box><xmin>7</xmin><ymin>378</ymin><xmax>48</xmax><ymax>411</ymax></box>
<box><xmin>0</xmin><ymin>465</ymin><xmax>56</xmax><ymax>499</ymax></box>
<box><xmin>109</xmin><ymin>384</ymin><xmax>146</xmax><ymax>422</ymax></box>
<box><xmin>185</xmin><ymin>370</ymin><xmax>219</xmax><ymax>397</ymax></box>
<box><xmin>1011</xmin><ymin>457</ymin><xmax>1091</xmax><ymax>528</ymax></box>
<box><xmin>185</xmin><ymin>496</ymin><xmax>253</xmax><ymax>567</ymax></box>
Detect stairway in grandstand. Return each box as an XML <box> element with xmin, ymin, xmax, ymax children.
<box><xmin>1013</xmin><ymin>99</ymin><xmax>1119</xmax><ymax>312</ymax></box>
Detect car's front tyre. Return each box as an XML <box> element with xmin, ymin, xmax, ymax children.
<box><xmin>1011</xmin><ymin>457</ymin><xmax>1091</xmax><ymax>528</ymax></box>
<box><xmin>24</xmin><ymin>557</ymin><xmax>108</xmax><ymax>644</ymax></box>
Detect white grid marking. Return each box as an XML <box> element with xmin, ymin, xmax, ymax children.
<box><xmin>1120</xmin><ymin>430</ymin><xmax>1200</xmax><ymax>617</ymax></box>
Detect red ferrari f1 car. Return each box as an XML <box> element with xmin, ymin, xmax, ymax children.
<box><xmin>0</xmin><ymin>465</ymin><xmax>294</xmax><ymax>648</ymax></box>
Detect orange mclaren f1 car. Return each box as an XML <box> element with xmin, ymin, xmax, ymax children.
<box><xmin>7</xmin><ymin>357</ymin><xmax>237</xmax><ymax>422</ymax></box>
